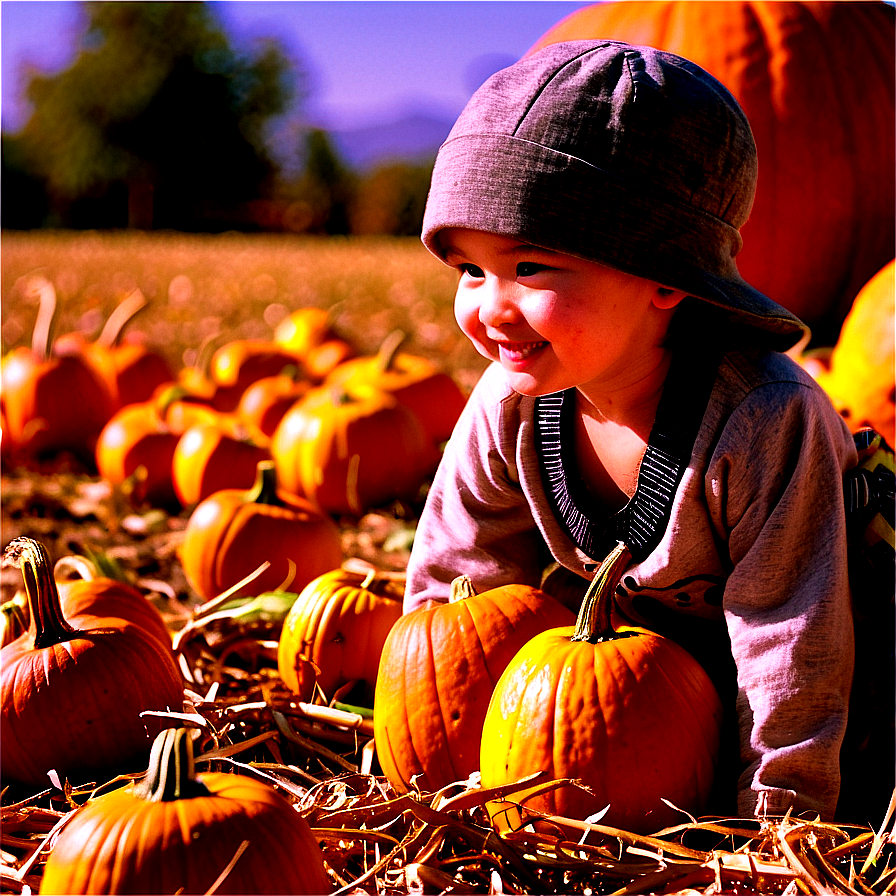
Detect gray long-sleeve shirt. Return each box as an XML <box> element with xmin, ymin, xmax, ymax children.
<box><xmin>405</xmin><ymin>347</ymin><xmax>857</xmax><ymax>820</ymax></box>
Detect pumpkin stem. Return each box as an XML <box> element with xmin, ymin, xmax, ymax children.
<box><xmin>376</xmin><ymin>329</ymin><xmax>406</xmax><ymax>373</ymax></box>
<box><xmin>29</xmin><ymin>276</ymin><xmax>57</xmax><ymax>363</ymax></box>
<box><xmin>571</xmin><ymin>541</ymin><xmax>632</xmax><ymax>644</ymax></box>
<box><xmin>245</xmin><ymin>460</ymin><xmax>286</xmax><ymax>507</ymax></box>
<box><xmin>4</xmin><ymin>537</ymin><xmax>80</xmax><ymax>649</ymax></box>
<box><xmin>448</xmin><ymin>575</ymin><xmax>477</xmax><ymax>603</ymax></box>
<box><xmin>134</xmin><ymin>727</ymin><xmax>210</xmax><ymax>802</ymax></box>
<box><xmin>96</xmin><ymin>288</ymin><xmax>148</xmax><ymax>348</ymax></box>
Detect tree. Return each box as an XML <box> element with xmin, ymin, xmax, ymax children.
<box><xmin>15</xmin><ymin>1</ymin><xmax>300</xmax><ymax>230</ymax></box>
<box><xmin>349</xmin><ymin>161</ymin><xmax>433</xmax><ymax>236</ymax></box>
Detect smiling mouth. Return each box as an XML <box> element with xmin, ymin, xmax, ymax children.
<box><xmin>496</xmin><ymin>341</ymin><xmax>547</xmax><ymax>362</ymax></box>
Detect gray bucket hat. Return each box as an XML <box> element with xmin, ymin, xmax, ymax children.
<box><xmin>422</xmin><ymin>40</ymin><xmax>807</xmax><ymax>349</ymax></box>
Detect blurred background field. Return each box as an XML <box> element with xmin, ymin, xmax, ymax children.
<box><xmin>1</xmin><ymin>230</ymin><xmax>488</xmax><ymax>395</ymax></box>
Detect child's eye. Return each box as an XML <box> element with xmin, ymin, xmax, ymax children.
<box><xmin>517</xmin><ymin>262</ymin><xmax>549</xmax><ymax>277</ymax></box>
<box><xmin>458</xmin><ymin>263</ymin><xmax>484</xmax><ymax>279</ymax></box>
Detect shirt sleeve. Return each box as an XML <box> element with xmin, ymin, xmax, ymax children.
<box><xmin>404</xmin><ymin>364</ymin><xmax>548</xmax><ymax>612</ymax></box>
<box><xmin>708</xmin><ymin>380</ymin><xmax>857</xmax><ymax>820</ymax></box>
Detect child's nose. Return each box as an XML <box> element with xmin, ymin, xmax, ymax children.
<box><xmin>478</xmin><ymin>279</ymin><xmax>520</xmax><ymax>328</ymax></box>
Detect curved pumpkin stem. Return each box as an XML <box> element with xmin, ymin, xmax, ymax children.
<box><xmin>448</xmin><ymin>575</ymin><xmax>477</xmax><ymax>603</ymax></box>
<box><xmin>245</xmin><ymin>460</ymin><xmax>287</xmax><ymax>508</ymax></box>
<box><xmin>134</xmin><ymin>727</ymin><xmax>210</xmax><ymax>802</ymax></box>
<box><xmin>376</xmin><ymin>329</ymin><xmax>406</xmax><ymax>373</ymax></box>
<box><xmin>4</xmin><ymin>536</ymin><xmax>80</xmax><ymax>649</ymax></box>
<box><xmin>29</xmin><ymin>276</ymin><xmax>57</xmax><ymax>363</ymax></box>
<box><xmin>97</xmin><ymin>288</ymin><xmax>148</xmax><ymax>348</ymax></box>
<box><xmin>571</xmin><ymin>541</ymin><xmax>632</xmax><ymax>644</ymax></box>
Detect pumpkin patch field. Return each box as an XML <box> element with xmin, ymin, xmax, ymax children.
<box><xmin>1</xmin><ymin>230</ymin><xmax>893</xmax><ymax>895</ymax></box>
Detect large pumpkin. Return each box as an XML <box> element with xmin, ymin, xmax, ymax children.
<box><xmin>39</xmin><ymin>727</ymin><xmax>331</xmax><ymax>895</ymax></box>
<box><xmin>271</xmin><ymin>381</ymin><xmax>430</xmax><ymax>516</ymax></box>
<box><xmin>179</xmin><ymin>460</ymin><xmax>344</xmax><ymax>601</ymax></box>
<box><xmin>814</xmin><ymin>259</ymin><xmax>895</xmax><ymax>446</ymax></box>
<box><xmin>374</xmin><ymin>577</ymin><xmax>575</xmax><ymax>793</ymax></box>
<box><xmin>278</xmin><ymin>566</ymin><xmax>404</xmax><ymax>703</ymax></box>
<box><xmin>1</xmin><ymin>538</ymin><xmax>184</xmax><ymax>787</ymax></box>
<box><xmin>531</xmin><ymin>1</ymin><xmax>895</xmax><ymax>342</ymax></box>
<box><xmin>480</xmin><ymin>543</ymin><xmax>723</xmax><ymax>834</ymax></box>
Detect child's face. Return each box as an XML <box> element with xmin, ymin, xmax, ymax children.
<box><xmin>441</xmin><ymin>228</ymin><xmax>684</xmax><ymax>402</ymax></box>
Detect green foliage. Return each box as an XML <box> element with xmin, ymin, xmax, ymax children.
<box><xmin>16</xmin><ymin>1</ymin><xmax>299</xmax><ymax>229</ymax></box>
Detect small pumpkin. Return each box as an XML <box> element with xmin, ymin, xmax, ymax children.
<box><xmin>373</xmin><ymin>576</ymin><xmax>575</xmax><ymax>793</ymax></box>
<box><xmin>325</xmin><ymin>330</ymin><xmax>467</xmax><ymax>469</ymax></box>
<box><xmin>1</xmin><ymin>278</ymin><xmax>116</xmax><ymax>463</ymax></box>
<box><xmin>39</xmin><ymin>726</ymin><xmax>331</xmax><ymax>895</ymax></box>
<box><xmin>208</xmin><ymin>339</ymin><xmax>305</xmax><ymax>410</ymax></box>
<box><xmin>236</xmin><ymin>369</ymin><xmax>311</xmax><ymax>438</ymax></box>
<box><xmin>0</xmin><ymin>538</ymin><xmax>184</xmax><ymax>787</ymax></box>
<box><xmin>480</xmin><ymin>543</ymin><xmax>723</xmax><ymax>835</ymax></box>
<box><xmin>271</xmin><ymin>381</ymin><xmax>430</xmax><ymax>516</ymax></box>
<box><xmin>278</xmin><ymin>566</ymin><xmax>404</xmax><ymax>703</ymax></box>
<box><xmin>273</xmin><ymin>306</ymin><xmax>336</xmax><ymax>356</ymax></box>
<box><xmin>179</xmin><ymin>460</ymin><xmax>344</xmax><ymax>601</ymax></box>
<box><xmin>171</xmin><ymin>417</ymin><xmax>271</xmax><ymax>507</ymax></box>
<box><xmin>95</xmin><ymin>400</ymin><xmax>181</xmax><ymax>510</ymax></box>
<box><xmin>814</xmin><ymin>259</ymin><xmax>895</xmax><ymax>446</ymax></box>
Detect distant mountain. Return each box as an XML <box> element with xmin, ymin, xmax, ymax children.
<box><xmin>331</xmin><ymin>112</ymin><xmax>455</xmax><ymax>171</ymax></box>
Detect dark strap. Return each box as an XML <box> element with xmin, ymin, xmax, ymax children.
<box><xmin>621</xmin><ymin>348</ymin><xmax>723</xmax><ymax>561</ymax></box>
<box><xmin>535</xmin><ymin>348</ymin><xmax>723</xmax><ymax>564</ymax></box>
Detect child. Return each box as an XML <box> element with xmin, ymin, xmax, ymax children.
<box><xmin>404</xmin><ymin>41</ymin><xmax>864</xmax><ymax>823</ymax></box>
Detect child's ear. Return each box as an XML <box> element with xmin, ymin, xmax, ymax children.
<box><xmin>653</xmin><ymin>286</ymin><xmax>687</xmax><ymax>310</ymax></box>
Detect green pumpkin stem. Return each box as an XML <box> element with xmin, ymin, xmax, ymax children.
<box><xmin>376</xmin><ymin>329</ymin><xmax>406</xmax><ymax>373</ymax></box>
<box><xmin>134</xmin><ymin>728</ymin><xmax>210</xmax><ymax>802</ymax></box>
<box><xmin>571</xmin><ymin>541</ymin><xmax>632</xmax><ymax>644</ymax></box>
<box><xmin>245</xmin><ymin>460</ymin><xmax>286</xmax><ymax>508</ymax></box>
<box><xmin>5</xmin><ymin>537</ymin><xmax>80</xmax><ymax>649</ymax></box>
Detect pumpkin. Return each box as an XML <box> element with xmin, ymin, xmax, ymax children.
<box><xmin>236</xmin><ymin>370</ymin><xmax>311</xmax><ymax>438</ymax></box>
<box><xmin>278</xmin><ymin>566</ymin><xmax>403</xmax><ymax>703</ymax></box>
<box><xmin>814</xmin><ymin>259</ymin><xmax>895</xmax><ymax>446</ymax></box>
<box><xmin>54</xmin><ymin>553</ymin><xmax>172</xmax><ymax>650</ymax></box>
<box><xmin>54</xmin><ymin>289</ymin><xmax>173</xmax><ymax>409</ymax></box>
<box><xmin>373</xmin><ymin>576</ymin><xmax>575</xmax><ymax>793</ymax></box>
<box><xmin>0</xmin><ymin>538</ymin><xmax>184</xmax><ymax>787</ymax></box>
<box><xmin>95</xmin><ymin>400</ymin><xmax>182</xmax><ymax>509</ymax></box>
<box><xmin>171</xmin><ymin>417</ymin><xmax>271</xmax><ymax>507</ymax></box>
<box><xmin>273</xmin><ymin>306</ymin><xmax>336</xmax><ymax>356</ymax></box>
<box><xmin>208</xmin><ymin>339</ymin><xmax>305</xmax><ymax>411</ymax></box>
<box><xmin>531</xmin><ymin>0</ymin><xmax>896</xmax><ymax>343</ymax></box>
<box><xmin>179</xmin><ymin>460</ymin><xmax>344</xmax><ymax>601</ymax></box>
<box><xmin>39</xmin><ymin>726</ymin><xmax>331</xmax><ymax>895</ymax></box>
<box><xmin>1</xmin><ymin>278</ymin><xmax>115</xmax><ymax>463</ymax></box>
<box><xmin>153</xmin><ymin>382</ymin><xmax>224</xmax><ymax>435</ymax></box>
<box><xmin>480</xmin><ymin>543</ymin><xmax>723</xmax><ymax>834</ymax></box>
<box><xmin>271</xmin><ymin>381</ymin><xmax>430</xmax><ymax>516</ymax></box>
<box><xmin>325</xmin><ymin>330</ymin><xmax>467</xmax><ymax>469</ymax></box>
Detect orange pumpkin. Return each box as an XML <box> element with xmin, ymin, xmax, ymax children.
<box><xmin>236</xmin><ymin>371</ymin><xmax>311</xmax><ymax>438</ymax></box>
<box><xmin>179</xmin><ymin>461</ymin><xmax>344</xmax><ymax>601</ymax></box>
<box><xmin>480</xmin><ymin>543</ymin><xmax>723</xmax><ymax>834</ymax></box>
<box><xmin>171</xmin><ymin>418</ymin><xmax>271</xmax><ymax>507</ymax></box>
<box><xmin>278</xmin><ymin>566</ymin><xmax>403</xmax><ymax>702</ymax></box>
<box><xmin>40</xmin><ymin>727</ymin><xmax>331</xmax><ymax>896</ymax></box>
<box><xmin>1</xmin><ymin>538</ymin><xmax>184</xmax><ymax>787</ymax></box>
<box><xmin>373</xmin><ymin>576</ymin><xmax>575</xmax><ymax>793</ymax></box>
<box><xmin>531</xmin><ymin>0</ymin><xmax>895</xmax><ymax>342</ymax></box>
<box><xmin>814</xmin><ymin>259</ymin><xmax>895</xmax><ymax>446</ymax></box>
<box><xmin>273</xmin><ymin>306</ymin><xmax>336</xmax><ymax>356</ymax></box>
<box><xmin>325</xmin><ymin>330</ymin><xmax>467</xmax><ymax>469</ymax></box>
<box><xmin>95</xmin><ymin>400</ymin><xmax>181</xmax><ymax>510</ymax></box>
<box><xmin>271</xmin><ymin>381</ymin><xmax>430</xmax><ymax>516</ymax></box>
<box><xmin>208</xmin><ymin>339</ymin><xmax>305</xmax><ymax>410</ymax></box>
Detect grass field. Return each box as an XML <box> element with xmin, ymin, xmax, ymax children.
<box><xmin>1</xmin><ymin>230</ymin><xmax>488</xmax><ymax>393</ymax></box>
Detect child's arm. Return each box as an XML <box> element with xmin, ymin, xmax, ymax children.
<box><xmin>711</xmin><ymin>380</ymin><xmax>857</xmax><ymax>821</ymax></box>
<box><xmin>405</xmin><ymin>364</ymin><xmax>549</xmax><ymax>612</ymax></box>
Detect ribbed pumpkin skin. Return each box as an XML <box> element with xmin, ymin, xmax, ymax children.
<box><xmin>179</xmin><ymin>483</ymin><xmax>344</xmax><ymax>601</ymax></box>
<box><xmin>374</xmin><ymin>584</ymin><xmax>575</xmax><ymax>793</ymax></box>
<box><xmin>39</xmin><ymin>772</ymin><xmax>331</xmax><ymax>895</ymax></box>
<box><xmin>278</xmin><ymin>568</ymin><xmax>403</xmax><ymax>702</ymax></box>
<box><xmin>532</xmin><ymin>1</ymin><xmax>895</xmax><ymax>341</ymax></box>
<box><xmin>816</xmin><ymin>259</ymin><xmax>895</xmax><ymax>445</ymax></box>
<box><xmin>1</xmin><ymin>621</ymin><xmax>183</xmax><ymax>786</ymax></box>
<box><xmin>480</xmin><ymin>624</ymin><xmax>723</xmax><ymax>834</ymax></box>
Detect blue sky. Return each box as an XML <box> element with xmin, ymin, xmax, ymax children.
<box><xmin>1</xmin><ymin>1</ymin><xmax>593</xmax><ymax>133</ymax></box>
